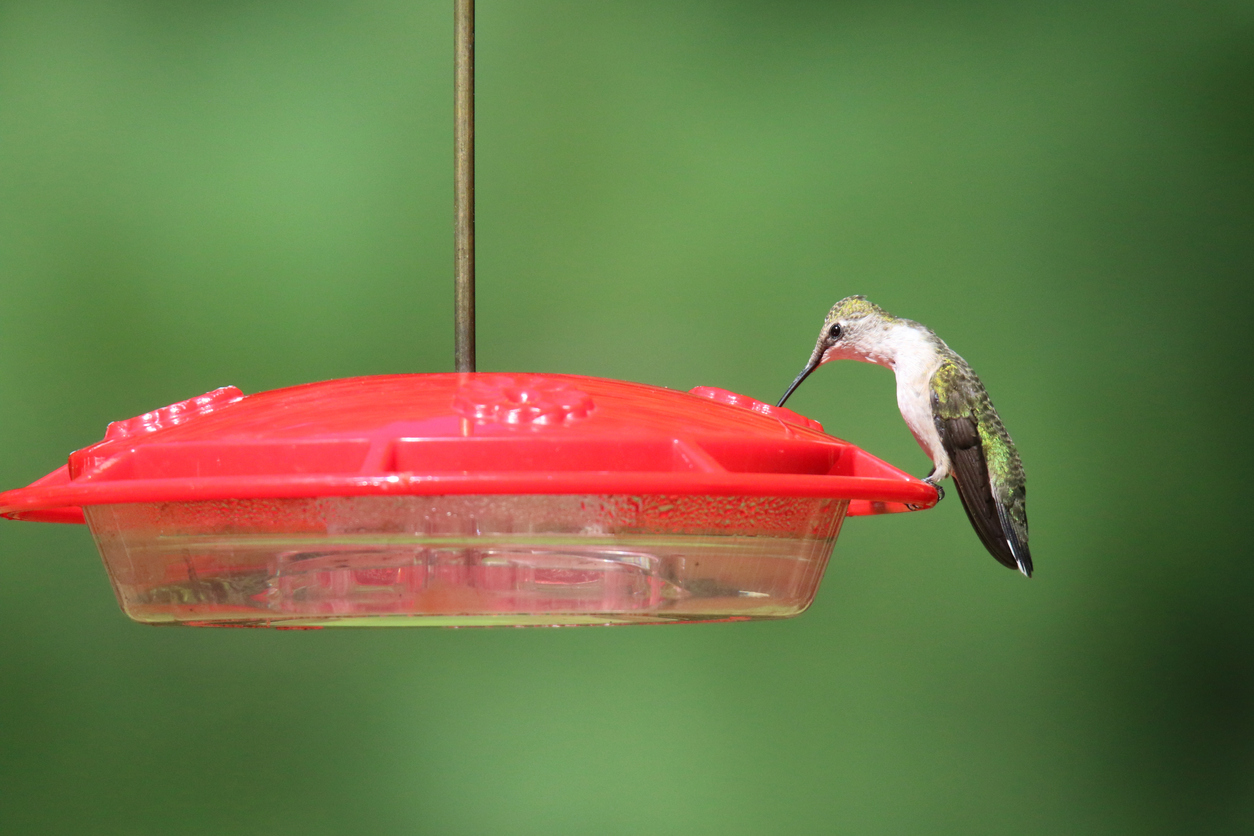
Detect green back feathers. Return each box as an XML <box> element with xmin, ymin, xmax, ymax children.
<box><xmin>930</xmin><ymin>352</ymin><xmax>1026</xmax><ymax>498</ymax></box>
<box><xmin>979</xmin><ymin>424</ymin><xmax>1019</xmax><ymax>487</ymax></box>
<box><xmin>929</xmin><ymin>355</ymin><xmax>981</xmax><ymax>419</ymax></box>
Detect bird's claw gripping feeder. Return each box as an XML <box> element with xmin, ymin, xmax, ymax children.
<box><xmin>0</xmin><ymin>3</ymin><xmax>937</xmax><ymax>628</ymax></box>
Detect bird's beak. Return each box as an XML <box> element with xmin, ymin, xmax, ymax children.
<box><xmin>777</xmin><ymin>359</ymin><xmax>819</xmax><ymax>408</ymax></box>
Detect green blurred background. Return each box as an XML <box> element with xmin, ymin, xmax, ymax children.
<box><xmin>1</xmin><ymin>1</ymin><xmax>1251</xmax><ymax>833</ymax></box>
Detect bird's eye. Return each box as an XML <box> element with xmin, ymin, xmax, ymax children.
<box><xmin>828</xmin><ymin>323</ymin><xmax>843</xmax><ymax>340</ymax></box>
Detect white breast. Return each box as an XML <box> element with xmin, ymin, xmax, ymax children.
<box><xmin>885</xmin><ymin>327</ymin><xmax>951</xmax><ymax>480</ymax></box>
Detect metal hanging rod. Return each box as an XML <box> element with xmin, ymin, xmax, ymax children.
<box><xmin>454</xmin><ymin>0</ymin><xmax>475</xmax><ymax>372</ymax></box>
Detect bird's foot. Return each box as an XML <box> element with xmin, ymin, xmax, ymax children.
<box><xmin>905</xmin><ymin>476</ymin><xmax>944</xmax><ymax>510</ymax></box>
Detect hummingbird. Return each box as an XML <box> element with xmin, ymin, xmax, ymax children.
<box><xmin>777</xmin><ymin>296</ymin><xmax>1032</xmax><ymax>577</ymax></box>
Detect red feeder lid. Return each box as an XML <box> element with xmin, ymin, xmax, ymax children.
<box><xmin>0</xmin><ymin>374</ymin><xmax>937</xmax><ymax>523</ymax></box>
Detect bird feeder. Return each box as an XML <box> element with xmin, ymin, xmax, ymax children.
<box><xmin>0</xmin><ymin>376</ymin><xmax>933</xmax><ymax>627</ymax></box>
<box><xmin>0</xmin><ymin>4</ymin><xmax>937</xmax><ymax>627</ymax></box>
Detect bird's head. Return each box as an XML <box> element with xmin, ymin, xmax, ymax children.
<box><xmin>777</xmin><ymin>295</ymin><xmax>900</xmax><ymax>407</ymax></box>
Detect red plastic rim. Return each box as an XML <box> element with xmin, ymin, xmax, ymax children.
<box><xmin>0</xmin><ymin>374</ymin><xmax>937</xmax><ymax>522</ymax></box>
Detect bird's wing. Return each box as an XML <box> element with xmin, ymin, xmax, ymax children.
<box><xmin>980</xmin><ymin>415</ymin><xmax>1032</xmax><ymax>577</ymax></box>
<box><xmin>932</xmin><ymin>389</ymin><xmax>1032</xmax><ymax>576</ymax></box>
